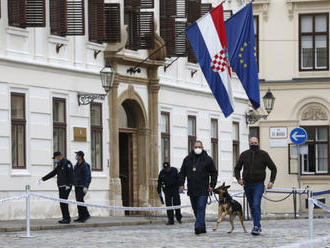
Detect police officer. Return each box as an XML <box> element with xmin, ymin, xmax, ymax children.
<box><xmin>73</xmin><ymin>151</ymin><xmax>91</xmax><ymax>223</ymax></box>
<box><xmin>40</xmin><ymin>151</ymin><xmax>73</xmax><ymax>224</ymax></box>
<box><xmin>157</xmin><ymin>162</ymin><xmax>182</xmax><ymax>225</ymax></box>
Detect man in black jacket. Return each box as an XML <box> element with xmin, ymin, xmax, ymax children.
<box><xmin>73</xmin><ymin>151</ymin><xmax>91</xmax><ymax>223</ymax></box>
<box><xmin>40</xmin><ymin>151</ymin><xmax>73</xmax><ymax>224</ymax></box>
<box><xmin>157</xmin><ymin>162</ymin><xmax>182</xmax><ymax>225</ymax></box>
<box><xmin>179</xmin><ymin>141</ymin><xmax>217</xmax><ymax>235</ymax></box>
<box><xmin>234</xmin><ymin>137</ymin><xmax>277</xmax><ymax>235</ymax></box>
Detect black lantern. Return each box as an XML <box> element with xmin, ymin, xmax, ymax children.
<box><xmin>263</xmin><ymin>89</ymin><xmax>275</xmax><ymax>114</ymax></box>
<box><xmin>245</xmin><ymin>88</ymin><xmax>275</xmax><ymax>124</ymax></box>
<box><xmin>100</xmin><ymin>63</ymin><xmax>116</xmax><ymax>93</ymax></box>
<box><xmin>77</xmin><ymin>62</ymin><xmax>116</xmax><ymax>105</ymax></box>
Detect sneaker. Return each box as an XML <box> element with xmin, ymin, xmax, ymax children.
<box><xmin>195</xmin><ymin>228</ymin><xmax>207</xmax><ymax>235</ymax></box>
<box><xmin>251</xmin><ymin>226</ymin><xmax>261</xmax><ymax>235</ymax></box>
<box><xmin>166</xmin><ymin>221</ymin><xmax>174</xmax><ymax>225</ymax></box>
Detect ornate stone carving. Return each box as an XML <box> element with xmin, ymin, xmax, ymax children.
<box><xmin>252</xmin><ymin>0</ymin><xmax>270</xmax><ymax>21</ymax></box>
<box><xmin>301</xmin><ymin>104</ymin><xmax>328</xmax><ymax>120</ymax></box>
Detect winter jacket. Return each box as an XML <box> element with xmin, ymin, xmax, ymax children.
<box><xmin>42</xmin><ymin>158</ymin><xmax>74</xmax><ymax>187</ymax></box>
<box><xmin>73</xmin><ymin>160</ymin><xmax>91</xmax><ymax>188</ymax></box>
<box><xmin>234</xmin><ymin>149</ymin><xmax>277</xmax><ymax>185</ymax></box>
<box><xmin>157</xmin><ymin>167</ymin><xmax>180</xmax><ymax>194</ymax></box>
<box><xmin>179</xmin><ymin>150</ymin><xmax>217</xmax><ymax>197</ymax></box>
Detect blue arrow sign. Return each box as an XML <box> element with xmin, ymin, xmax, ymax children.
<box><xmin>290</xmin><ymin>128</ymin><xmax>307</xmax><ymax>145</ymax></box>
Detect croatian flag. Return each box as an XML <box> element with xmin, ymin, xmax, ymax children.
<box><xmin>186</xmin><ymin>4</ymin><xmax>233</xmax><ymax>117</ymax></box>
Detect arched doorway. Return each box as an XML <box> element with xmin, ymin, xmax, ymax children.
<box><xmin>119</xmin><ymin>99</ymin><xmax>147</xmax><ymax>215</ymax></box>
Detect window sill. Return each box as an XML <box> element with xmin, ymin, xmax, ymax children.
<box><xmin>301</xmin><ymin>175</ymin><xmax>330</xmax><ymax>180</ymax></box>
<box><xmin>48</xmin><ymin>35</ymin><xmax>69</xmax><ymax>45</ymax></box>
<box><xmin>11</xmin><ymin>169</ymin><xmax>31</xmax><ymax>177</ymax></box>
<box><xmin>6</xmin><ymin>27</ymin><xmax>29</xmax><ymax>38</ymax></box>
<box><xmin>86</xmin><ymin>42</ymin><xmax>106</xmax><ymax>51</ymax></box>
<box><xmin>91</xmin><ymin>171</ymin><xmax>108</xmax><ymax>179</ymax></box>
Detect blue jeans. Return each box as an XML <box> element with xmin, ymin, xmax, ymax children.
<box><xmin>244</xmin><ymin>183</ymin><xmax>264</xmax><ymax>228</ymax></box>
<box><xmin>190</xmin><ymin>196</ymin><xmax>208</xmax><ymax>230</ymax></box>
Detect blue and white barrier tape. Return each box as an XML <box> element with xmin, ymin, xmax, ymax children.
<box><xmin>312</xmin><ymin>190</ymin><xmax>330</xmax><ymax>197</ymax></box>
<box><xmin>0</xmin><ymin>195</ymin><xmax>27</xmax><ymax>204</ymax></box>
<box><xmin>312</xmin><ymin>198</ymin><xmax>330</xmax><ymax>213</ymax></box>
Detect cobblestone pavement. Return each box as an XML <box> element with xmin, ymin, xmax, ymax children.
<box><xmin>1</xmin><ymin>218</ymin><xmax>330</xmax><ymax>248</ymax></box>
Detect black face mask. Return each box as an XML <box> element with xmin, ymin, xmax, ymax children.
<box><xmin>250</xmin><ymin>145</ymin><xmax>259</xmax><ymax>151</ymax></box>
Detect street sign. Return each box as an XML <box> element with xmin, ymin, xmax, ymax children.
<box><xmin>290</xmin><ymin>127</ymin><xmax>307</xmax><ymax>145</ymax></box>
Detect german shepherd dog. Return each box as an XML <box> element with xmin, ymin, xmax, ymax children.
<box><xmin>212</xmin><ymin>183</ymin><xmax>247</xmax><ymax>233</ymax></box>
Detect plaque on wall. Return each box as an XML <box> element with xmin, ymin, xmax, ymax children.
<box><xmin>74</xmin><ymin>127</ymin><xmax>87</xmax><ymax>142</ymax></box>
<box><xmin>269</xmin><ymin>127</ymin><xmax>287</xmax><ymax>139</ymax></box>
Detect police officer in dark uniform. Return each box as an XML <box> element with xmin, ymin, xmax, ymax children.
<box><xmin>73</xmin><ymin>151</ymin><xmax>91</xmax><ymax>223</ymax></box>
<box><xmin>157</xmin><ymin>162</ymin><xmax>182</xmax><ymax>225</ymax></box>
<box><xmin>40</xmin><ymin>151</ymin><xmax>74</xmax><ymax>224</ymax></box>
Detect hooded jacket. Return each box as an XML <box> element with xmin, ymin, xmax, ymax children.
<box><xmin>234</xmin><ymin>149</ymin><xmax>277</xmax><ymax>185</ymax></box>
<box><xmin>179</xmin><ymin>150</ymin><xmax>217</xmax><ymax>197</ymax></box>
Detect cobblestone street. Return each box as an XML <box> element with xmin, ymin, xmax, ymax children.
<box><xmin>1</xmin><ymin>218</ymin><xmax>330</xmax><ymax>248</ymax></box>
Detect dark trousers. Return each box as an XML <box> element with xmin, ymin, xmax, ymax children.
<box><xmin>75</xmin><ymin>186</ymin><xmax>90</xmax><ymax>219</ymax></box>
<box><xmin>190</xmin><ymin>195</ymin><xmax>208</xmax><ymax>231</ymax></box>
<box><xmin>59</xmin><ymin>186</ymin><xmax>71</xmax><ymax>220</ymax></box>
<box><xmin>244</xmin><ymin>183</ymin><xmax>264</xmax><ymax>228</ymax></box>
<box><xmin>164</xmin><ymin>190</ymin><xmax>182</xmax><ymax>223</ymax></box>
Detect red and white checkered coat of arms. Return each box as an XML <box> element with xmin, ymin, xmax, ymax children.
<box><xmin>210</xmin><ymin>49</ymin><xmax>229</xmax><ymax>73</ymax></box>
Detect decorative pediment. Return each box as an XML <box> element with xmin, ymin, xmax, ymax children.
<box><xmin>287</xmin><ymin>0</ymin><xmax>330</xmax><ymax>19</ymax></box>
<box><xmin>252</xmin><ymin>0</ymin><xmax>270</xmax><ymax>21</ymax></box>
<box><xmin>301</xmin><ymin>104</ymin><xmax>328</xmax><ymax>121</ymax></box>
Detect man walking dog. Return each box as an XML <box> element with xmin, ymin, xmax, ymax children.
<box><xmin>179</xmin><ymin>140</ymin><xmax>217</xmax><ymax>235</ymax></box>
<box><xmin>234</xmin><ymin>137</ymin><xmax>277</xmax><ymax>235</ymax></box>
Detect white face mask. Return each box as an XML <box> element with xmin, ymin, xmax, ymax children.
<box><xmin>194</xmin><ymin>148</ymin><xmax>203</xmax><ymax>155</ymax></box>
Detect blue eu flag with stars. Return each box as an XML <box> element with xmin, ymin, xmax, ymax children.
<box><xmin>225</xmin><ymin>3</ymin><xmax>260</xmax><ymax>109</ymax></box>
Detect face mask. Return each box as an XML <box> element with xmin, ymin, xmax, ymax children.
<box><xmin>250</xmin><ymin>145</ymin><xmax>259</xmax><ymax>151</ymax></box>
<box><xmin>75</xmin><ymin>156</ymin><xmax>79</xmax><ymax>161</ymax></box>
<box><xmin>54</xmin><ymin>159</ymin><xmax>60</xmax><ymax>163</ymax></box>
<box><xmin>194</xmin><ymin>148</ymin><xmax>203</xmax><ymax>155</ymax></box>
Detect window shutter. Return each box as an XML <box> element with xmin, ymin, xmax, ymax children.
<box><xmin>104</xmin><ymin>3</ymin><xmax>121</xmax><ymax>43</ymax></box>
<box><xmin>223</xmin><ymin>10</ymin><xmax>232</xmax><ymax>21</ymax></box>
<box><xmin>88</xmin><ymin>0</ymin><xmax>104</xmax><ymax>43</ymax></box>
<box><xmin>50</xmin><ymin>0</ymin><xmax>67</xmax><ymax>36</ymax></box>
<box><xmin>186</xmin><ymin>0</ymin><xmax>201</xmax><ymax>62</ymax></box>
<box><xmin>126</xmin><ymin>8</ymin><xmax>140</xmax><ymax>50</ymax></box>
<box><xmin>8</xmin><ymin>0</ymin><xmax>26</xmax><ymax>28</ymax></box>
<box><xmin>201</xmin><ymin>3</ymin><xmax>212</xmax><ymax>16</ymax></box>
<box><xmin>125</xmin><ymin>0</ymin><xmax>141</xmax><ymax>8</ymax></box>
<box><xmin>186</xmin><ymin>0</ymin><xmax>201</xmax><ymax>24</ymax></box>
<box><xmin>66</xmin><ymin>0</ymin><xmax>85</xmax><ymax>36</ymax></box>
<box><xmin>160</xmin><ymin>0</ymin><xmax>176</xmax><ymax>17</ymax></box>
<box><xmin>140</xmin><ymin>0</ymin><xmax>154</xmax><ymax>9</ymax></box>
<box><xmin>160</xmin><ymin>17</ymin><xmax>176</xmax><ymax>57</ymax></box>
<box><xmin>25</xmin><ymin>0</ymin><xmax>45</xmax><ymax>27</ymax></box>
<box><xmin>176</xmin><ymin>0</ymin><xmax>185</xmax><ymax>18</ymax></box>
<box><xmin>175</xmin><ymin>21</ymin><xmax>186</xmax><ymax>56</ymax></box>
<box><xmin>138</xmin><ymin>11</ymin><xmax>154</xmax><ymax>49</ymax></box>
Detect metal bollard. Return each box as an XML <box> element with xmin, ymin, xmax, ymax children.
<box><xmin>21</xmin><ymin>185</ymin><xmax>33</xmax><ymax>238</ymax></box>
<box><xmin>308</xmin><ymin>188</ymin><xmax>314</xmax><ymax>240</ymax></box>
<box><xmin>293</xmin><ymin>187</ymin><xmax>297</xmax><ymax>219</ymax></box>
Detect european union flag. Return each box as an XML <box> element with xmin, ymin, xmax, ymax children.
<box><xmin>225</xmin><ymin>3</ymin><xmax>260</xmax><ymax>109</ymax></box>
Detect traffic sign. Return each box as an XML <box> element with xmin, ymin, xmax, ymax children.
<box><xmin>290</xmin><ymin>127</ymin><xmax>307</xmax><ymax>145</ymax></box>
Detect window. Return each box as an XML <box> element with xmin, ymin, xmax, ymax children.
<box><xmin>160</xmin><ymin>0</ymin><xmax>190</xmax><ymax>58</ymax></box>
<box><xmin>11</xmin><ymin>93</ymin><xmax>26</xmax><ymax>169</ymax></box>
<box><xmin>249</xmin><ymin>126</ymin><xmax>259</xmax><ymax>140</ymax></box>
<box><xmin>53</xmin><ymin>98</ymin><xmax>66</xmax><ymax>156</ymax></box>
<box><xmin>289</xmin><ymin>126</ymin><xmax>329</xmax><ymax>175</ymax></box>
<box><xmin>233</xmin><ymin>122</ymin><xmax>240</xmax><ymax>170</ymax></box>
<box><xmin>8</xmin><ymin>0</ymin><xmax>46</xmax><ymax>28</ymax></box>
<box><xmin>188</xmin><ymin>115</ymin><xmax>196</xmax><ymax>152</ymax></box>
<box><xmin>211</xmin><ymin>119</ymin><xmax>219</xmax><ymax>170</ymax></box>
<box><xmin>299</xmin><ymin>13</ymin><xmax>329</xmax><ymax>71</ymax></box>
<box><xmin>161</xmin><ymin>112</ymin><xmax>170</xmax><ymax>164</ymax></box>
<box><xmin>91</xmin><ymin>103</ymin><xmax>103</xmax><ymax>171</ymax></box>
<box><xmin>50</xmin><ymin>0</ymin><xmax>85</xmax><ymax>36</ymax></box>
<box><xmin>254</xmin><ymin>15</ymin><xmax>259</xmax><ymax>69</ymax></box>
<box><xmin>124</xmin><ymin>0</ymin><xmax>154</xmax><ymax>50</ymax></box>
<box><xmin>88</xmin><ymin>1</ymin><xmax>121</xmax><ymax>44</ymax></box>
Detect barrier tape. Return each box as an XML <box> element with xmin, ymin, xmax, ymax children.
<box><xmin>312</xmin><ymin>190</ymin><xmax>330</xmax><ymax>197</ymax></box>
<box><xmin>0</xmin><ymin>195</ymin><xmax>27</xmax><ymax>204</ymax></box>
<box><xmin>312</xmin><ymin>198</ymin><xmax>330</xmax><ymax>213</ymax></box>
<box><xmin>278</xmin><ymin>235</ymin><xmax>330</xmax><ymax>248</ymax></box>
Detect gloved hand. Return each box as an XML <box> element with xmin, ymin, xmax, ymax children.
<box><xmin>37</xmin><ymin>179</ymin><xmax>43</xmax><ymax>185</ymax></box>
<box><xmin>178</xmin><ymin>188</ymin><xmax>184</xmax><ymax>194</ymax></box>
<box><xmin>65</xmin><ymin>185</ymin><xmax>70</xmax><ymax>191</ymax></box>
<box><xmin>158</xmin><ymin>193</ymin><xmax>164</xmax><ymax>205</ymax></box>
<box><xmin>83</xmin><ymin>187</ymin><xmax>88</xmax><ymax>194</ymax></box>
